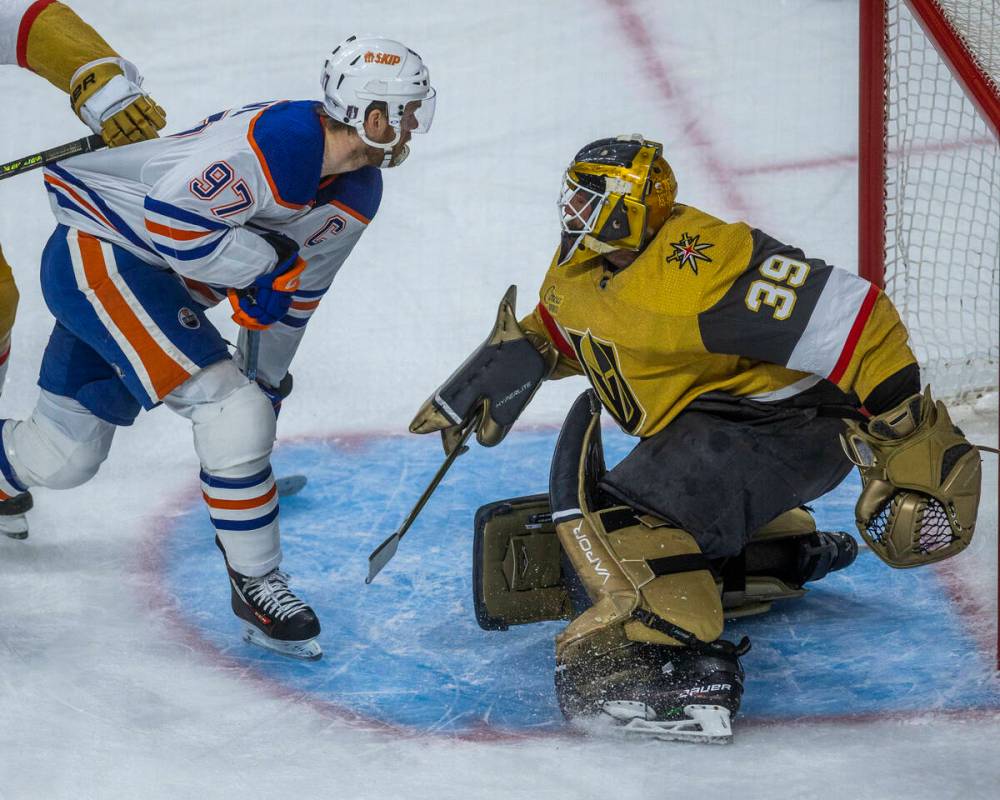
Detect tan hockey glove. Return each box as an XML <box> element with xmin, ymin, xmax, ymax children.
<box><xmin>70</xmin><ymin>58</ymin><xmax>166</xmax><ymax>147</ymax></box>
<box><xmin>841</xmin><ymin>387</ymin><xmax>981</xmax><ymax>568</ymax></box>
<box><xmin>410</xmin><ymin>286</ymin><xmax>557</xmax><ymax>453</ymax></box>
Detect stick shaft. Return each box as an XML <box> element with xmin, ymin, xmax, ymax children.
<box><xmin>394</xmin><ymin>427</ymin><xmax>473</xmax><ymax>540</ymax></box>
<box><xmin>244</xmin><ymin>329</ymin><xmax>261</xmax><ymax>382</ymax></box>
<box><xmin>0</xmin><ymin>134</ymin><xmax>105</xmax><ymax>181</ymax></box>
<box><xmin>366</xmin><ymin>414</ymin><xmax>480</xmax><ymax>583</ymax></box>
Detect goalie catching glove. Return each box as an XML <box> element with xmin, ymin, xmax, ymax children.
<box><xmin>841</xmin><ymin>387</ymin><xmax>981</xmax><ymax>568</ymax></box>
<box><xmin>410</xmin><ymin>285</ymin><xmax>557</xmax><ymax>453</ymax></box>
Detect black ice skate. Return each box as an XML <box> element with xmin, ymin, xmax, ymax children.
<box><xmin>215</xmin><ymin>537</ymin><xmax>322</xmax><ymax>660</ymax></box>
<box><xmin>0</xmin><ymin>491</ymin><xmax>32</xmax><ymax>540</ymax></box>
<box><xmin>557</xmin><ymin>634</ymin><xmax>748</xmax><ymax>745</ymax></box>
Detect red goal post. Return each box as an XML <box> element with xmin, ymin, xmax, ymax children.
<box><xmin>859</xmin><ymin>0</ymin><xmax>998</xmax><ymax>401</ymax></box>
<box><xmin>858</xmin><ymin>0</ymin><xmax>999</xmax><ymax>668</ymax></box>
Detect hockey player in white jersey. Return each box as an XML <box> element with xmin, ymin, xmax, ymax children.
<box><xmin>0</xmin><ymin>35</ymin><xmax>436</xmax><ymax>658</ymax></box>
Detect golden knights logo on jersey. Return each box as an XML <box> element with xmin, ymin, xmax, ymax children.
<box><xmin>665</xmin><ymin>232</ymin><xmax>714</xmax><ymax>275</ymax></box>
<box><xmin>566</xmin><ymin>329</ymin><xmax>645</xmax><ymax>433</ymax></box>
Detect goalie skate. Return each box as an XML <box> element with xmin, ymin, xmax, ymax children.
<box><xmin>557</xmin><ymin>639</ymin><xmax>746</xmax><ymax>744</ymax></box>
<box><xmin>596</xmin><ymin>700</ymin><xmax>733</xmax><ymax>744</ymax></box>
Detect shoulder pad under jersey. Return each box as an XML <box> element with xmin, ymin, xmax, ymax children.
<box><xmin>246</xmin><ymin>100</ymin><xmax>325</xmax><ymax>209</ymax></box>
<box><xmin>314</xmin><ymin>166</ymin><xmax>383</xmax><ymax>224</ymax></box>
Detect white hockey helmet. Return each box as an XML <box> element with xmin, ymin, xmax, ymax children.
<box><xmin>321</xmin><ymin>35</ymin><xmax>436</xmax><ymax>167</ymax></box>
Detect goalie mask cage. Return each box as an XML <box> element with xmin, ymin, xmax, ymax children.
<box><xmin>858</xmin><ymin>0</ymin><xmax>999</xmax><ymax>668</ymax></box>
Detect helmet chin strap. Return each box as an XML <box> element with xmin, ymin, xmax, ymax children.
<box><xmin>357</xmin><ymin>125</ymin><xmax>408</xmax><ymax>168</ymax></box>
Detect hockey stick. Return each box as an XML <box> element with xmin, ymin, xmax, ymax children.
<box><xmin>366</xmin><ymin>410</ymin><xmax>482</xmax><ymax>584</ymax></box>
<box><xmin>243</xmin><ymin>329</ymin><xmax>261</xmax><ymax>382</ymax></box>
<box><xmin>0</xmin><ymin>133</ymin><xmax>105</xmax><ymax>181</ymax></box>
<box><xmin>241</xmin><ymin>329</ymin><xmax>308</xmax><ymax>498</ymax></box>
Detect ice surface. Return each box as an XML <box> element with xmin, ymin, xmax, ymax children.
<box><xmin>0</xmin><ymin>1</ymin><xmax>996</xmax><ymax>798</ymax></box>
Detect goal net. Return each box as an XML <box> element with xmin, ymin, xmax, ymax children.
<box><xmin>859</xmin><ymin>0</ymin><xmax>999</xmax><ymax>403</ymax></box>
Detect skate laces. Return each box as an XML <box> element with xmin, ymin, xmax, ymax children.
<box><xmin>243</xmin><ymin>570</ymin><xmax>309</xmax><ymax>620</ymax></box>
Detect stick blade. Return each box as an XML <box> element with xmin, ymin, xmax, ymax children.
<box><xmin>275</xmin><ymin>474</ymin><xmax>308</xmax><ymax>497</ymax></box>
<box><xmin>366</xmin><ymin>532</ymin><xmax>401</xmax><ymax>584</ymax></box>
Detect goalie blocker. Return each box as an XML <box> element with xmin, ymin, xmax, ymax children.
<box><xmin>473</xmin><ymin>391</ymin><xmax>857</xmax><ymax>743</ymax></box>
<box><xmin>411</xmin><ymin>285</ymin><xmax>556</xmax><ymax>453</ymax></box>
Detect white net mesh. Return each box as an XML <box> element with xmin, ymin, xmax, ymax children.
<box><xmin>884</xmin><ymin>0</ymin><xmax>999</xmax><ymax>402</ymax></box>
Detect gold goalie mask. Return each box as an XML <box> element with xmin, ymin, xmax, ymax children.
<box><xmin>558</xmin><ymin>134</ymin><xmax>677</xmax><ymax>267</ymax></box>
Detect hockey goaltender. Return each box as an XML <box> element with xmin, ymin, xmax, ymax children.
<box><xmin>410</xmin><ymin>135</ymin><xmax>983</xmax><ymax>744</ymax></box>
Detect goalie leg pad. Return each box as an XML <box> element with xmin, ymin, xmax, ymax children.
<box><xmin>549</xmin><ymin>392</ymin><xmax>724</xmax><ymax>666</ymax></box>
<box><xmin>473</xmin><ymin>493</ymin><xmax>572</xmax><ymax>630</ymax></box>
<box><xmin>472</xmin><ymin>488</ymin><xmax>860</xmax><ymax>627</ymax></box>
<box><xmin>720</xmin><ymin>508</ymin><xmax>858</xmax><ymax>617</ymax></box>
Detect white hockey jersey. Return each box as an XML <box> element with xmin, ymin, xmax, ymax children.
<box><xmin>43</xmin><ymin>99</ymin><xmax>382</xmax><ymax>386</ymax></box>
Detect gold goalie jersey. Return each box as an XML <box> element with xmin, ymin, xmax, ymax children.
<box><xmin>521</xmin><ymin>204</ymin><xmax>917</xmax><ymax>438</ymax></box>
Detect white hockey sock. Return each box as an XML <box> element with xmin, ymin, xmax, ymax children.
<box><xmin>165</xmin><ymin>361</ymin><xmax>280</xmax><ymax>577</ymax></box>
<box><xmin>201</xmin><ymin>462</ymin><xmax>282</xmax><ymax>576</ymax></box>
<box><xmin>0</xmin><ymin>420</ymin><xmax>29</xmax><ymax>499</ymax></box>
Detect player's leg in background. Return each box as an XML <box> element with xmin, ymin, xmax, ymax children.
<box><xmin>0</xmin><ymin>242</ymin><xmax>24</xmax><ymax>536</ymax></box>
<box><xmin>0</xmin><ymin>321</ymin><xmax>132</xmax><ymax>539</ymax></box>
<box><xmin>1</xmin><ymin>390</ymin><xmax>118</xmax><ymax>495</ymax></box>
<box><xmin>0</xmin><ymin>243</ymin><xmax>19</xmax><ymax>392</ymax></box>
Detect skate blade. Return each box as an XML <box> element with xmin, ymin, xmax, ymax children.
<box><xmin>598</xmin><ymin>702</ymin><xmax>733</xmax><ymax>745</ymax></box>
<box><xmin>0</xmin><ymin>517</ymin><xmax>28</xmax><ymax>540</ymax></box>
<box><xmin>242</xmin><ymin>625</ymin><xmax>322</xmax><ymax>661</ymax></box>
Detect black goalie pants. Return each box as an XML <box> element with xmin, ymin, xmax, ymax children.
<box><xmin>598</xmin><ymin>393</ymin><xmax>855</xmax><ymax>560</ymax></box>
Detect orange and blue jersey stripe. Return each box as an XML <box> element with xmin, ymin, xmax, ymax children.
<box><xmin>44</xmin><ymin>165</ymin><xmax>156</xmax><ymax>257</ymax></box>
<box><xmin>62</xmin><ymin>229</ymin><xmax>200</xmax><ymax>405</ymax></box>
<box><xmin>246</xmin><ymin>101</ymin><xmax>324</xmax><ymax>210</ymax></box>
<box><xmin>313</xmin><ymin>163</ymin><xmax>382</xmax><ymax>225</ymax></box>
<box><xmin>278</xmin><ymin>286</ymin><xmax>328</xmax><ymax>329</ymax></box>
<box><xmin>143</xmin><ymin>196</ymin><xmax>230</xmax><ymax>264</ymax></box>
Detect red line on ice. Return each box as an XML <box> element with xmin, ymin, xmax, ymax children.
<box><xmin>139</xmin><ymin>429</ymin><xmax>1000</xmax><ymax>744</ymax></box>
<box><xmin>601</xmin><ymin>0</ymin><xmax>751</xmax><ymax>219</ymax></box>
